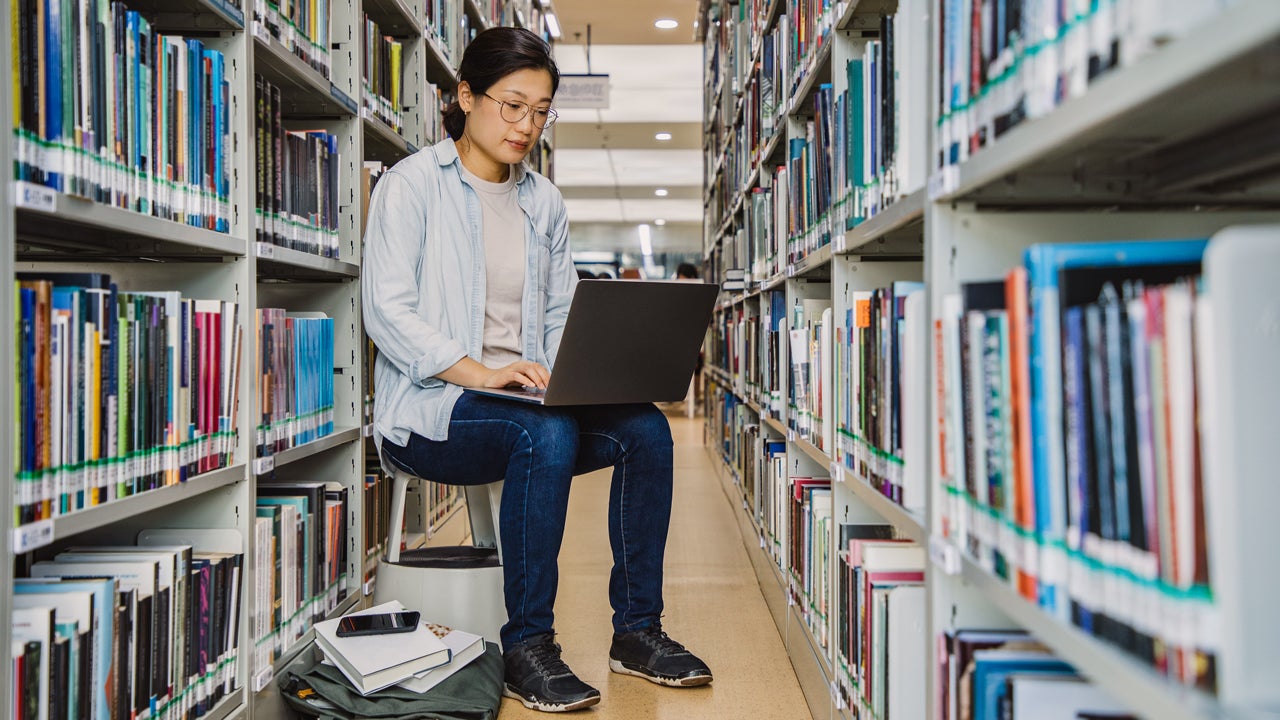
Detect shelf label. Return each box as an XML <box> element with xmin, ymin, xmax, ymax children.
<box><xmin>929</xmin><ymin>534</ymin><xmax>962</xmax><ymax>575</ymax></box>
<box><xmin>363</xmin><ymin>578</ymin><xmax>376</xmax><ymax>596</ymax></box>
<box><xmin>405</xmin><ymin>141</ymin><xmax>418</xmax><ymax>154</ymax></box>
<box><xmin>363</xmin><ymin>424</ymin><xmax>373</xmax><ymax>438</ymax></box>
<box><xmin>330</xmin><ymin>85</ymin><xmax>358</xmax><ymax>115</ymax></box>
<box><xmin>14</xmin><ymin>181</ymin><xmax>56</xmax><ymax>212</ymax></box>
<box><xmin>253</xmin><ymin>456</ymin><xmax>275</xmax><ymax>475</ymax></box>
<box><xmin>252</xmin><ymin>666</ymin><xmax>274</xmax><ymax>693</ymax></box>
<box><xmin>13</xmin><ymin>519</ymin><xmax>54</xmax><ymax>554</ymax></box>
<box><xmin>255</xmin><ymin>242</ymin><xmax>275</xmax><ymax>259</ymax></box>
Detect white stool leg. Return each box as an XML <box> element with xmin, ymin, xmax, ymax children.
<box><xmin>386</xmin><ymin>471</ymin><xmax>408</xmax><ymax>564</ymax></box>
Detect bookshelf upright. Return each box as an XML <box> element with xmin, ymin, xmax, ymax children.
<box><xmin>4</xmin><ymin>0</ymin><xmax>554</xmax><ymax>716</ymax></box>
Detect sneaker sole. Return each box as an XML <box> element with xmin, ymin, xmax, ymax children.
<box><xmin>608</xmin><ymin>658</ymin><xmax>714</xmax><ymax>687</ymax></box>
<box><xmin>503</xmin><ymin>685</ymin><xmax>601</xmax><ymax>712</ymax></box>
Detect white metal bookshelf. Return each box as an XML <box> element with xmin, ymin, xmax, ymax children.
<box><xmin>3</xmin><ymin>0</ymin><xmax>553</xmax><ymax>715</ymax></box>
<box><xmin>700</xmin><ymin>0</ymin><xmax>1280</xmax><ymax>718</ymax></box>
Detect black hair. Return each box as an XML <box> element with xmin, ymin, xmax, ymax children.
<box><xmin>676</xmin><ymin>263</ymin><xmax>700</xmax><ymax>279</ymax></box>
<box><xmin>443</xmin><ymin>27</ymin><xmax>561</xmax><ymax>142</ymax></box>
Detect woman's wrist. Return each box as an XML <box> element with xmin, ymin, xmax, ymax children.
<box><xmin>436</xmin><ymin>356</ymin><xmax>492</xmax><ymax>389</ymax></box>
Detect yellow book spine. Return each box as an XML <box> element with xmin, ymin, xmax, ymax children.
<box><xmin>390</xmin><ymin>40</ymin><xmax>402</xmax><ymax>120</ymax></box>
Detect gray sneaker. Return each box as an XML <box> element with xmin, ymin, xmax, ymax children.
<box><xmin>503</xmin><ymin>634</ymin><xmax>601</xmax><ymax>712</ymax></box>
<box><xmin>608</xmin><ymin>624</ymin><xmax>713</xmax><ymax>687</ymax></box>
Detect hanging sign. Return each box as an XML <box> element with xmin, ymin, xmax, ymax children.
<box><xmin>556</xmin><ymin>74</ymin><xmax>611</xmax><ymax>109</ymax></box>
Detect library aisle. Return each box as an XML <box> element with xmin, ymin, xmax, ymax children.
<box><xmin>497</xmin><ymin>411</ymin><xmax>812</xmax><ymax>720</ymax></box>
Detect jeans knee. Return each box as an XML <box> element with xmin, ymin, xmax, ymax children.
<box><xmin>625</xmin><ymin>405</ymin><xmax>674</xmax><ymax>458</ymax></box>
<box><xmin>524</xmin><ymin>412</ymin><xmax>579</xmax><ymax>472</ymax></box>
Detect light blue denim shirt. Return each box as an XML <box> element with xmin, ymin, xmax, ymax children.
<box><xmin>363</xmin><ymin>138</ymin><xmax>578</xmax><ymax>445</ymax></box>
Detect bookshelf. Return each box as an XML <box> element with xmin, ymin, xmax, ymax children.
<box><xmin>4</xmin><ymin>0</ymin><xmax>551</xmax><ymax>715</ymax></box>
<box><xmin>701</xmin><ymin>0</ymin><xmax>1280</xmax><ymax>719</ymax></box>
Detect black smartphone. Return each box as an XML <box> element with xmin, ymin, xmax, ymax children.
<box><xmin>335</xmin><ymin>611</ymin><xmax>421</xmax><ymax>638</ymax></box>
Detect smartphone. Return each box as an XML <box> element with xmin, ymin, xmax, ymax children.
<box><xmin>335</xmin><ymin>611</ymin><xmax>421</xmax><ymax>638</ymax></box>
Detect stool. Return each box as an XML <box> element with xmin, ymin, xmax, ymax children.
<box><xmin>372</xmin><ymin>446</ymin><xmax>507</xmax><ymax>646</ymax></box>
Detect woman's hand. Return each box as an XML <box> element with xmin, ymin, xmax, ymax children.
<box><xmin>483</xmin><ymin>360</ymin><xmax>550</xmax><ymax>390</ymax></box>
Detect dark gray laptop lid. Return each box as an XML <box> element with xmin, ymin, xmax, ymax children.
<box><xmin>544</xmin><ymin>279</ymin><xmax>719</xmax><ymax>406</ymax></box>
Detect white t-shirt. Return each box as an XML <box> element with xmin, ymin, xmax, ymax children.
<box><xmin>459</xmin><ymin>163</ymin><xmax>526</xmax><ymax>368</ymax></box>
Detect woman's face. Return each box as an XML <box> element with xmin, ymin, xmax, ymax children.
<box><xmin>458</xmin><ymin>68</ymin><xmax>555</xmax><ymax>174</ymax></box>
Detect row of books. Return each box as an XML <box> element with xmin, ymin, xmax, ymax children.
<box><xmin>361</xmin><ymin>15</ymin><xmax>405</xmax><ymax>135</ymax></box>
<box><xmin>938</xmin><ymin>628</ymin><xmax>1131</xmax><ymax>720</ymax></box>
<box><xmin>253</xmin><ymin>0</ymin><xmax>332</xmax><ymax>79</ymax></box>
<box><xmin>935</xmin><ymin>0</ymin><xmax>1229</xmax><ymax>169</ymax></box>
<box><xmin>705</xmin><ymin>388</ymin><xmax>790</xmax><ymax>574</ymax></box>
<box><xmin>425</xmin><ymin>0</ymin><xmax>472</xmax><ymax>68</ymax></box>
<box><xmin>253</xmin><ymin>480</ymin><xmax>349</xmax><ymax>676</ymax></box>
<box><xmin>833</xmin><ymin>530</ymin><xmax>923</xmax><ymax>719</ymax></box>
<box><xmin>936</xmin><ymin>238</ymin><xmax>1222</xmax><ymax>692</ymax></box>
<box><xmin>254</xmin><ymin>76</ymin><xmax>341</xmax><ymax>258</ymax></box>
<box><xmin>254</xmin><ymin>309</ymin><xmax>335</xmax><ymax>459</ymax></box>
<box><xmin>362</xmin><ymin>472</ymin><xmax>394</xmax><ymax>575</ymax></box>
<box><xmin>13</xmin><ymin>0</ymin><xmax>232</xmax><ymax>232</ymax></box>
<box><xmin>834</xmin><ymin>282</ymin><xmax>926</xmax><ymax>512</ymax></box>
<box><xmin>15</xmin><ymin>274</ymin><xmax>242</xmax><ymax>527</ymax></box>
<box><xmin>12</xmin><ymin>534</ymin><xmax>243</xmax><ymax>720</ymax></box>
<box><xmin>706</xmin><ymin>375</ymin><xmax>1137</xmax><ymax>720</ymax></box>
<box><xmin>788</xmin><ymin>298</ymin><xmax>834</xmax><ymax>452</ymax></box>
<box><xmin>789</xmin><ymin>476</ymin><xmax>834</xmax><ymax>651</ymax></box>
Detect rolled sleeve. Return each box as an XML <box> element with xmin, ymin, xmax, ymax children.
<box><xmin>362</xmin><ymin>170</ymin><xmax>468</xmax><ymax>386</ymax></box>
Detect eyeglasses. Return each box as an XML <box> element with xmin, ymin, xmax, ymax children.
<box><xmin>482</xmin><ymin>92</ymin><xmax>558</xmax><ymax>129</ymax></box>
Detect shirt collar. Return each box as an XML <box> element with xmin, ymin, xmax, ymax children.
<box><xmin>434</xmin><ymin>137</ymin><xmax>529</xmax><ymax>185</ymax></box>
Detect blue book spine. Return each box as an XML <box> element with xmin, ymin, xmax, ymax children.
<box><xmin>1023</xmin><ymin>238</ymin><xmax>1209</xmax><ymax>617</ymax></box>
<box><xmin>219</xmin><ymin>60</ymin><xmax>231</xmax><ymax>232</ymax></box>
<box><xmin>326</xmin><ymin>318</ymin><xmax>334</xmax><ymax>435</ymax></box>
<box><xmin>186</xmin><ymin>39</ymin><xmax>203</xmax><ymax>229</ymax></box>
<box><xmin>1063</xmin><ymin>305</ymin><xmax>1092</xmax><ymax>634</ymax></box>
<box><xmin>209</xmin><ymin>50</ymin><xmax>224</xmax><ymax>232</ymax></box>
<box><xmin>45</xmin><ymin>0</ymin><xmax>64</xmax><ymax>191</ymax></box>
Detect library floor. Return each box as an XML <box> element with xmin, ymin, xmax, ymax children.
<box><xmin>495</xmin><ymin>408</ymin><xmax>812</xmax><ymax>720</ymax></box>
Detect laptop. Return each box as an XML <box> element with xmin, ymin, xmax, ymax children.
<box><xmin>466</xmin><ymin>279</ymin><xmax>719</xmax><ymax>406</ymax></box>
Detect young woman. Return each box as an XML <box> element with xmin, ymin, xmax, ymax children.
<box><xmin>362</xmin><ymin>27</ymin><xmax>712</xmax><ymax>713</ymax></box>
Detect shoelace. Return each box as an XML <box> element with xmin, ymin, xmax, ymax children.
<box><xmin>525</xmin><ymin>640</ymin><xmax>574</xmax><ymax>678</ymax></box>
<box><xmin>636</xmin><ymin>626</ymin><xmax>690</xmax><ymax>657</ymax></box>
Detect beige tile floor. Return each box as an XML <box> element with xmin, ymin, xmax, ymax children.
<box><xmin>496</xmin><ymin>410</ymin><xmax>813</xmax><ymax>720</ymax></box>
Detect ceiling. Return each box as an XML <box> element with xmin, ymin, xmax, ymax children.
<box><xmin>549</xmin><ymin>0</ymin><xmax>702</xmax><ymax>45</ymax></box>
<box><xmin>546</xmin><ymin>3</ymin><xmax>705</xmax><ymax>261</ymax></box>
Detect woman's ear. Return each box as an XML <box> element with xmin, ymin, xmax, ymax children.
<box><xmin>458</xmin><ymin>81</ymin><xmax>474</xmax><ymax>114</ymax></box>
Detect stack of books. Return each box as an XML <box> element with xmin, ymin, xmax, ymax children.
<box><xmin>314</xmin><ymin>601</ymin><xmax>486</xmax><ymax>697</ymax></box>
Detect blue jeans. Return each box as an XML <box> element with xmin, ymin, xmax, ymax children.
<box><xmin>383</xmin><ymin>393</ymin><xmax>675</xmax><ymax>650</ymax></box>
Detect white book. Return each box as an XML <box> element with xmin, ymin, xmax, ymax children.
<box><xmin>313</xmin><ymin>601</ymin><xmax>451</xmax><ymax>696</ymax></box>
<box><xmin>376</xmin><ymin>623</ymin><xmax>484</xmax><ymax>695</ymax></box>
<box><xmin>11</xmin><ymin>606</ymin><xmax>55</xmax><ymax>720</ymax></box>
<box><xmin>886</xmin><ymin>585</ymin><xmax>926</xmax><ymax>720</ymax></box>
<box><xmin>1007</xmin><ymin>674</ymin><xmax>1127</xmax><ymax>719</ymax></box>
<box><xmin>901</xmin><ymin>290</ymin><xmax>927</xmax><ymax>513</ymax></box>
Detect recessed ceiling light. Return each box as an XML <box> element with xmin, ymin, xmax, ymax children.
<box><xmin>654</xmin><ymin>188</ymin><xmax>669</xmax><ymax>197</ymax></box>
<box><xmin>654</xmin><ymin>19</ymin><xmax>678</xmax><ymax>29</ymax></box>
<box><xmin>655</xmin><ymin>132</ymin><xmax>672</xmax><ymax>141</ymax></box>
<box><xmin>655</xmin><ymin>219</ymin><xmax>667</xmax><ymax>226</ymax></box>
